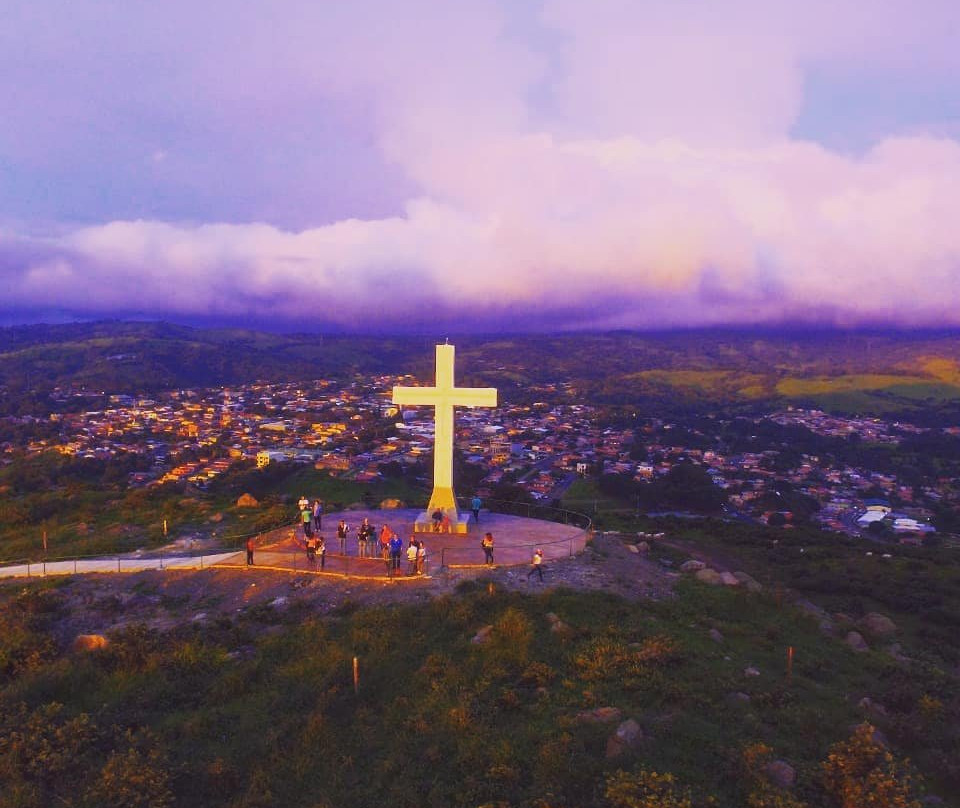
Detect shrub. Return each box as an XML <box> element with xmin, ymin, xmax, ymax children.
<box><xmin>604</xmin><ymin>768</ymin><xmax>693</xmax><ymax>808</ymax></box>
<box><xmin>821</xmin><ymin>723</ymin><xmax>922</xmax><ymax>808</ymax></box>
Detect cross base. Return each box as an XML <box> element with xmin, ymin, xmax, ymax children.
<box><xmin>413</xmin><ymin>512</ymin><xmax>470</xmax><ymax>534</ymax></box>
<box><xmin>414</xmin><ymin>487</ymin><xmax>471</xmax><ymax>533</ymax></box>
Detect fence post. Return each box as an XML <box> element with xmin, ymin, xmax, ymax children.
<box><xmin>117</xmin><ymin>557</ymin><xmax>121</xmax><ymax>573</ymax></box>
<box><xmin>43</xmin><ymin>560</ymin><xmax>46</xmax><ymax>577</ymax></box>
<box><xmin>74</xmin><ymin>559</ymin><xmax>78</xmax><ymax>574</ymax></box>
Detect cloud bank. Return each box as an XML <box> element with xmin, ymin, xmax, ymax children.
<box><xmin>2</xmin><ymin>0</ymin><xmax>960</xmax><ymax>331</ymax></box>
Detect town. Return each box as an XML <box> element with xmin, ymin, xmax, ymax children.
<box><xmin>4</xmin><ymin>373</ymin><xmax>953</xmax><ymax>545</ymax></box>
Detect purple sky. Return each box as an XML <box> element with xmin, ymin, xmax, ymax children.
<box><xmin>2</xmin><ymin>0</ymin><xmax>960</xmax><ymax>332</ymax></box>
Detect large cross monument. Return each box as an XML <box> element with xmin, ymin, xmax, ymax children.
<box><xmin>393</xmin><ymin>343</ymin><xmax>497</xmax><ymax>533</ymax></box>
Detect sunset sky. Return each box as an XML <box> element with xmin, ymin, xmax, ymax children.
<box><xmin>2</xmin><ymin>0</ymin><xmax>960</xmax><ymax>332</ymax></box>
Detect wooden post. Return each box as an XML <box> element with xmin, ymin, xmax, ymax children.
<box><xmin>163</xmin><ymin>519</ymin><xmax>168</xmax><ymax>536</ymax></box>
<box><xmin>786</xmin><ymin>645</ymin><xmax>794</xmax><ymax>681</ymax></box>
<box><xmin>353</xmin><ymin>656</ymin><xmax>359</xmax><ymax>695</ymax></box>
<box><xmin>42</xmin><ymin>530</ymin><xmax>48</xmax><ymax>554</ymax></box>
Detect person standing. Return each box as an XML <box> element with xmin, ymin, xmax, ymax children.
<box><xmin>336</xmin><ymin>519</ymin><xmax>349</xmax><ymax>553</ymax></box>
<box><xmin>481</xmin><ymin>532</ymin><xmax>495</xmax><ymax>566</ymax></box>
<box><xmin>527</xmin><ymin>548</ymin><xmax>544</xmax><ymax>582</ymax></box>
<box><xmin>316</xmin><ymin>536</ymin><xmax>326</xmax><ymax>571</ymax></box>
<box><xmin>416</xmin><ymin>540</ymin><xmax>426</xmax><ymax>576</ymax></box>
<box><xmin>379</xmin><ymin>524</ymin><xmax>393</xmax><ymax>560</ymax></box>
<box><xmin>297</xmin><ymin>494</ymin><xmax>309</xmax><ymax>514</ymax></box>
<box><xmin>389</xmin><ymin>530</ymin><xmax>403</xmax><ymax>574</ymax></box>
<box><xmin>246</xmin><ymin>536</ymin><xmax>255</xmax><ymax>566</ymax></box>
<box><xmin>306</xmin><ymin>536</ymin><xmax>317</xmax><ymax>566</ymax></box>
<box><xmin>301</xmin><ymin>506</ymin><xmax>313</xmax><ymax>539</ymax></box>
<box><xmin>471</xmin><ymin>495</ymin><xmax>482</xmax><ymax>524</ymax></box>
<box><xmin>406</xmin><ymin>539</ymin><xmax>418</xmax><ymax>575</ymax></box>
<box><xmin>313</xmin><ymin>500</ymin><xmax>323</xmax><ymax>531</ymax></box>
<box><xmin>357</xmin><ymin>526</ymin><xmax>368</xmax><ymax>558</ymax></box>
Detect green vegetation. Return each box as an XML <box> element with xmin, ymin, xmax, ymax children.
<box><xmin>0</xmin><ymin>571</ymin><xmax>951</xmax><ymax>807</ymax></box>
<box><xmin>0</xmin><ymin>453</ymin><xmax>424</xmax><ymax>562</ymax></box>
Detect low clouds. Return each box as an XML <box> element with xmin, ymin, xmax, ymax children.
<box><xmin>2</xmin><ymin>0</ymin><xmax>960</xmax><ymax>330</ymax></box>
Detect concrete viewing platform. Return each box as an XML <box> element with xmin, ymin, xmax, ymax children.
<box><xmin>278</xmin><ymin>508</ymin><xmax>589</xmax><ymax>567</ymax></box>
<box><xmin>0</xmin><ymin>509</ymin><xmax>590</xmax><ymax>581</ymax></box>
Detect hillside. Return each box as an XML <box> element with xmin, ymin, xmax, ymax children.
<box><xmin>3</xmin><ymin>322</ymin><xmax>960</xmax><ymax>421</ymax></box>
<box><xmin>1</xmin><ymin>528</ymin><xmax>956</xmax><ymax>807</ymax></box>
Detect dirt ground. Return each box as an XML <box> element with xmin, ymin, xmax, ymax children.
<box><xmin>1</xmin><ymin>533</ymin><xmax>679</xmax><ymax>641</ymax></box>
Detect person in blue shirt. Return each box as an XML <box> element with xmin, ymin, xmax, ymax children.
<box><xmin>471</xmin><ymin>495</ymin><xmax>482</xmax><ymax>524</ymax></box>
<box><xmin>388</xmin><ymin>530</ymin><xmax>404</xmax><ymax>573</ymax></box>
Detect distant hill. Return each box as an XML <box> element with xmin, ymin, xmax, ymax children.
<box><xmin>3</xmin><ymin>321</ymin><xmax>960</xmax><ymax>420</ymax></box>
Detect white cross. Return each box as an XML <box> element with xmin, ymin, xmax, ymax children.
<box><xmin>393</xmin><ymin>343</ymin><xmax>497</xmax><ymax>517</ymax></box>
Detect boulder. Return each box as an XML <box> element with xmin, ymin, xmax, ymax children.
<box><xmin>860</xmin><ymin>613</ymin><xmax>897</xmax><ymax>637</ymax></box>
<box><xmin>846</xmin><ymin>631</ymin><xmax>869</xmax><ymax>653</ymax></box>
<box><xmin>763</xmin><ymin>760</ymin><xmax>796</xmax><ymax>789</ymax></box>
<box><xmin>733</xmin><ymin>571</ymin><xmax>763</xmax><ymax>592</ymax></box>
<box><xmin>236</xmin><ymin>493</ymin><xmax>259</xmax><ymax>508</ymax></box>
<box><xmin>615</xmin><ymin>718</ymin><xmax>643</xmax><ymax>746</ymax></box>
<box><xmin>709</xmin><ymin>628</ymin><xmax>724</xmax><ymax>644</ymax></box>
<box><xmin>725</xmin><ymin>692</ymin><xmax>751</xmax><ymax>706</ymax></box>
<box><xmin>606</xmin><ymin>718</ymin><xmax>643</xmax><ymax>758</ymax></box>
<box><xmin>680</xmin><ymin>560</ymin><xmax>706</xmax><ymax>573</ymax></box>
<box><xmin>576</xmin><ymin>706</ymin><xmax>623</xmax><ymax>725</ymax></box>
<box><xmin>744</xmin><ymin>666</ymin><xmax>761</xmax><ymax>677</ymax></box>
<box><xmin>695</xmin><ymin>568</ymin><xmax>723</xmax><ymax>585</ymax></box>
<box><xmin>795</xmin><ymin>599</ymin><xmax>828</xmax><ymax>620</ymax></box>
<box><xmin>636</xmin><ymin>541</ymin><xmax>650</xmax><ymax>553</ymax></box>
<box><xmin>719</xmin><ymin>572</ymin><xmax>740</xmax><ymax>587</ymax></box>
<box><xmin>471</xmin><ymin>625</ymin><xmax>493</xmax><ymax>644</ymax></box>
<box><xmin>379</xmin><ymin>498</ymin><xmax>405</xmax><ymax>509</ymax></box>
<box><xmin>73</xmin><ymin>634</ymin><xmax>109</xmax><ymax>652</ymax></box>
<box><xmin>546</xmin><ymin>613</ymin><xmax>571</xmax><ymax>634</ymax></box>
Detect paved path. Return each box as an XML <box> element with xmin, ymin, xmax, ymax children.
<box><xmin>0</xmin><ymin>552</ymin><xmax>242</xmax><ymax>579</ymax></box>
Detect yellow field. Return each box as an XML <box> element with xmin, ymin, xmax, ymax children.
<box><xmin>626</xmin><ymin>370</ymin><xmax>768</xmax><ymax>397</ymax></box>
<box><xmin>775</xmin><ymin>374</ymin><xmax>930</xmax><ymax>396</ymax></box>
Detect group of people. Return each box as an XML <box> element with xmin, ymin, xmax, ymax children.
<box><xmin>305</xmin><ymin>534</ymin><xmax>327</xmax><ymax>569</ymax></box>
<box><xmin>286</xmin><ymin>495</ymin><xmax>543</xmax><ymax>579</ymax></box>
<box><xmin>303</xmin><ymin>516</ymin><xmax>427</xmax><ymax>575</ymax></box>
<box><xmin>298</xmin><ymin>496</ymin><xmax>324</xmax><ymax>538</ymax></box>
